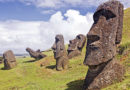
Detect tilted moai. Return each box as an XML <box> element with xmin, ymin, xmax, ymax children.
<box><xmin>83</xmin><ymin>1</ymin><xmax>125</xmax><ymax>90</ymax></box>
<box><xmin>3</xmin><ymin>50</ymin><xmax>17</xmax><ymax>69</ymax></box>
<box><xmin>52</xmin><ymin>34</ymin><xmax>68</xmax><ymax>71</ymax></box>
<box><xmin>26</xmin><ymin>48</ymin><xmax>46</xmax><ymax>60</ymax></box>
<box><xmin>68</xmin><ymin>34</ymin><xmax>86</xmax><ymax>59</ymax></box>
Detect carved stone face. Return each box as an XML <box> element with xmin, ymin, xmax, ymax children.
<box><xmin>84</xmin><ymin>1</ymin><xmax>124</xmax><ymax>65</ymax></box>
<box><xmin>83</xmin><ymin>1</ymin><xmax>124</xmax><ymax>90</ymax></box>
<box><xmin>68</xmin><ymin>34</ymin><xmax>86</xmax><ymax>52</ymax></box>
<box><xmin>76</xmin><ymin>34</ymin><xmax>86</xmax><ymax>51</ymax></box>
<box><xmin>68</xmin><ymin>39</ymin><xmax>78</xmax><ymax>52</ymax></box>
<box><xmin>26</xmin><ymin>48</ymin><xmax>32</xmax><ymax>52</ymax></box>
<box><xmin>52</xmin><ymin>34</ymin><xmax>65</xmax><ymax>59</ymax></box>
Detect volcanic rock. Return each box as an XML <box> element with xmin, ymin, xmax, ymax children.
<box><xmin>52</xmin><ymin>34</ymin><xmax>68</xmax><ymax>71</ymax></box>
<box><xmin>83</xmin><ymin>1</ymin><xmax>125</xmax><ymax>90</ymax></box>
<box><xmin>3</xmin><ymin>50</ymin><xmax>17</xmax><ymax>69</ymax></box>
<box><xmin>26</xmin><ymin>48</ymin><xmax>46</xmax><ymax>60</ymax></box>
<box><xmin>68</xmin><ymin>34</ymin><xmax>86</xmax><ymax>59</ymax></box>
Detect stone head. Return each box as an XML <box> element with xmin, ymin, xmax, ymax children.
<box><xmin>68</xmin><ymin>34</ymin><xmax>86</xmax><ymax>52</ymax></box>
<box><xmin>76</xmin><ymin>34</ymin><xmax>86</xmax><ymax>51</ymax></box>
<box><xmin>84</xmin><ymin>1</ymin><xmax>124</xmax><ymax>65</ymax></box>
<box><xmin>26</xmin><ymin>48</ymin><xmax>32</xmax><ymax>52</ymax></box>
<box><xmin>52</xmin><ymin>34</ymin><xmax>65</xmax><ymax>59</ymax></box>
<box><xmin>68</xmin><ymin>39</ymin><xmax>78</xmax><ymax>52</ymax></box>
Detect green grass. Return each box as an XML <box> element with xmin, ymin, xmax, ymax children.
<box><xmin>0</xmin><ymin>49</ymin><xmax>88</xmax><ymax>90</ymax></box>
<box><xmin>0</xmin><ymin>8</ymin><xmax>130</xmax><ymax>90</ymax></box>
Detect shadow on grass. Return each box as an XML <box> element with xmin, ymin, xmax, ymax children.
<box><xmin>23</xmin><ymin>59</ymin><xmax>37</xmax><ymax>63</ymax></box>
<box><xmin>0</xmin><ymin>67</ymin><xmax>14</xmax><ymax>70</ymax></box>
<box><xmin>46</xmin><ymin>65</ymin><xmax>56</xmax><ymax>69</ymax></box>
<box><xmin>1</xmin><ymin>67</ymin><xmax>7</xmax><ymax>70</ymax></box>
<box><xmin>65</xmin><ymin>80</ymin><xmax>84</xmax><ymax>90</ymax></box>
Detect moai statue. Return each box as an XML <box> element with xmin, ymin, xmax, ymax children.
<box><xmin>26</xmin><ymin>48</ymin><xmax>46</xmax><ymax>60</ymax></box>
<box><xmin>3</xmin><ymin>50</ymin><xmax>17</xmax><ymax>69</ymax></box>
<box><xmin>83</xmin><ymin>1</ymin><xmax>125</xmax><ymax>90</ymax></box>
<box><xmin>68</xmin><ymin>34</ymin><xmax>86</xmax><ymax>59</ymax></box>
<box><xmin>52</xmin><ymin>34</ymin><xmax>68</xmax><ymax>71</ymax></box>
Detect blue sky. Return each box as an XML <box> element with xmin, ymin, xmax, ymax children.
<box><xmin>0</xmin><ymin>0</ymin><xmax>96</xmax><ymax>21</ymax></box>
<box><xmin>0</xmin><ymin>1</ymin><xmax>49</xmax><ymax>21</ymax></box>
<box><xmin>0</xmin><ymin>0</ymin><xmax>129</xmax><ymax>54</ymax></box>
<box><xmin>0</xmin><ymin>0</ymin><xmax>129</xmax><ymax>21</ymax></box>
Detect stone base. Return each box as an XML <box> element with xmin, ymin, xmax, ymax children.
<box><xmin>83</xmin><ymin>59</ymin><xmax>125</xmax><ymax>90</ymax></box>
<box><xmin>56</xmin><ymin>56</ymin><xmax>68</xmax><ymax>71</ymax></box>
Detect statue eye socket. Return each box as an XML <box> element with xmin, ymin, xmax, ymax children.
<box><xmin>76</xmin><ymin>36</ymin><xmax>81</xmax><ymax>39</ymax></box>
<box><xmin>56</xmin><ymin>38</ymin><xmax>60</xmax><ymax>42</ymax></box>
<box><xmin>69</xmin><ymin>40</ymin><xmax>72</xmax><ymax>43</ymax></box>
<box><xmin>94</xmin><ymin>9</ymin><xmax>116</xmax><ymax>24</ymax></box>
<box><xmin>87</xmin><ymin>35</ymin><xmax>100</xmax><ymax>43</ymax></box>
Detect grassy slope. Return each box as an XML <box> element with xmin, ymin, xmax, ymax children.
<box><xmin>0</xmin><ymin>8</ymin><xmax>130</xmax><ymax>90</ymax></box>
<box><xmin>0</xmin><ymin>49</ymin><xmax>88</xmax><ymax>90</ymax></box>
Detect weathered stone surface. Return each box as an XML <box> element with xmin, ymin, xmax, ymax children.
<box><xmin>36</xmin><ymin>49</ymin><xmax>41</xmax><ymax>53</ymax></box>
<box><xmin>68</xmin><ymin>34</ymin><xmax>86</xmax><ymax>59</ymax></box>
<box><xmin>83</xmin><ymin>1</ymin><xmax>125</xmax><ymax>90</ymax></box>
<box><xmin>84</xmin><ymin>0</ymin><xmax>124</xmax><ymax>65</ymax></box>
<box><xmin>52</xmin><ymin>34</ymin><xmax>68</xmax><ymax>71</ymax></box>
<box><xmin>3</xmin><ymin>50</ymin><xmax>17</xmax><ymax>69</ymax></box>
<box><xmin>26</xmin><ymin>48</ymin><xmax>46</xmax><ymax>59</ymax></box>
<box><xmin>83</xmin><ymin>59</ymin><xmax>125</xmax><ymax>90</ymax></box>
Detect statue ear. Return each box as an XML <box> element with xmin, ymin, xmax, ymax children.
<box><xmin>115</xmin><ymin>3</ymin><xmax>123</xmax><ymax>44</ymax></box>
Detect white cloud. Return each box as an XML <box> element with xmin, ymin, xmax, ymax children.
<box><xmin>20</xmin><ymin>0</ymin><xmax>62</xmax><ymax>8</ymax></box>
<box><xmin>19</xmin><ymin>0</ymin><xmax>130</xmax><ymax>8</ymax></box>
<box><xmin>0</xmin><ymin>10</ymin><xmax>93</xmax><ymax>54</ymax></box>
<box><xmin>0</xmin><ymin>0</ymin><xmax>129</xmax><ymax>8</ymax></box>
<box><xmin>0</xmin><ymin>20</ymin><xmax>43</xmax><ymax>54</ymax></box>
<box><xmin>41</xmin><ymin>10</ymin><xmax>55</xmax><ymax>14</ymax></box>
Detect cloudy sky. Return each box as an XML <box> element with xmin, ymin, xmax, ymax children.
<box><xmin>0</xmin><ymin>0</ymin><xmax>129</xmax><ymax>54</ymax></box>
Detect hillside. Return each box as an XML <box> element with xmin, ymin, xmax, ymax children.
<box><xmin>0</xmin><ymin>8</ymin><xmax>130</xmax><ymax>90</ymax></box>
